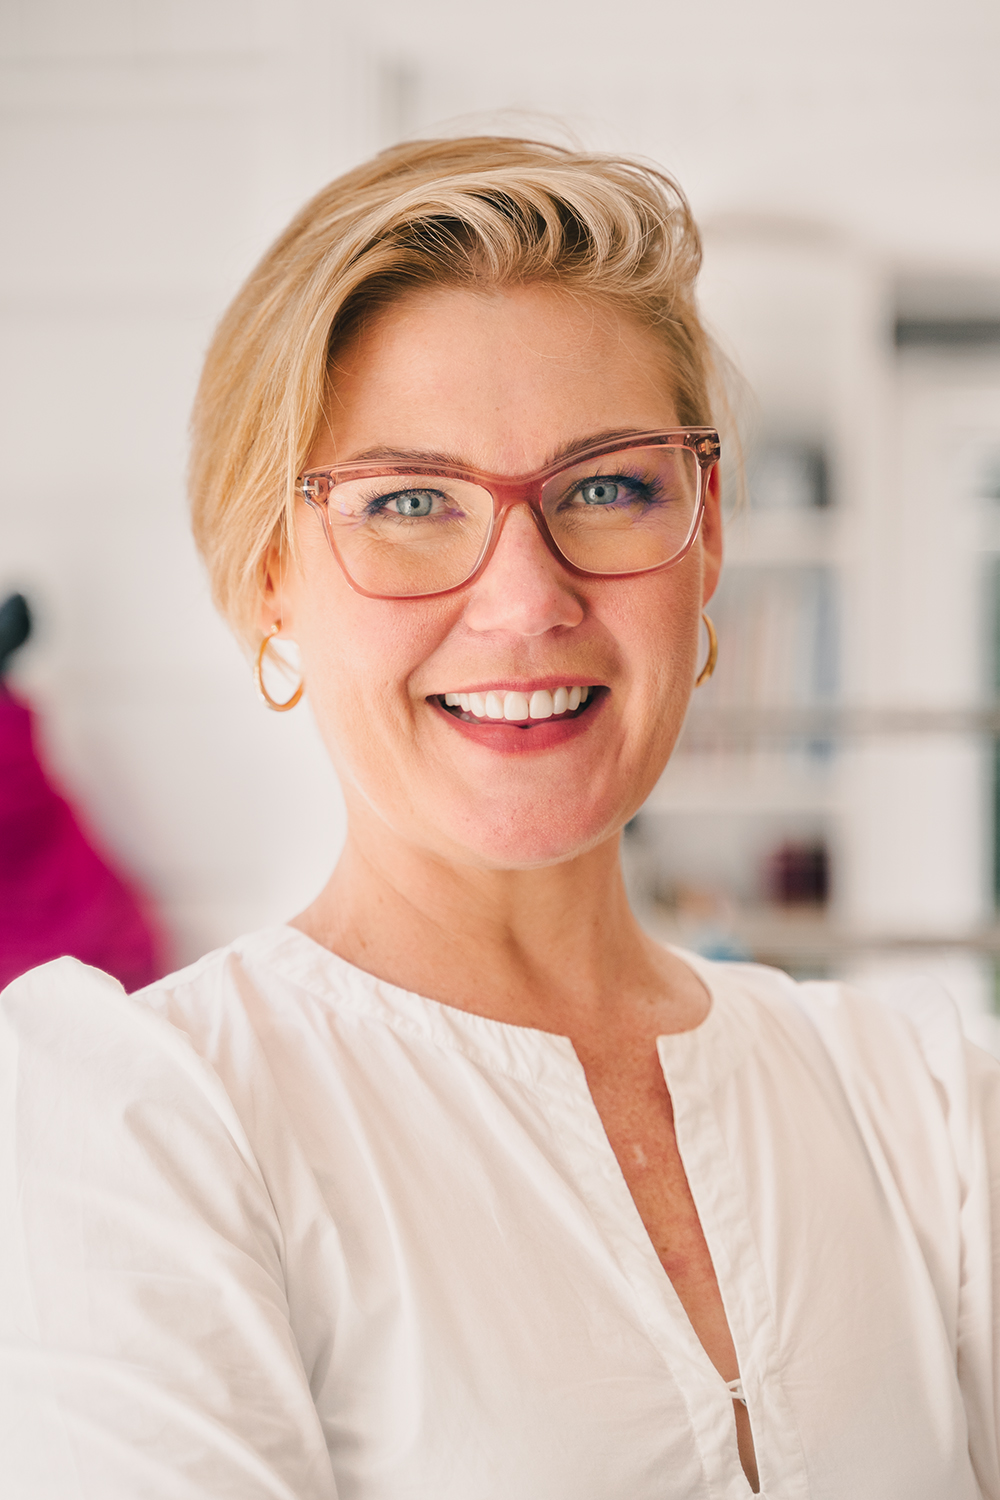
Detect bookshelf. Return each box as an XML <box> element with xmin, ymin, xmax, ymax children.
<box><xmin>630</xmin><ymin>225</ymin><xmax>1000</xmax><ymax>1047</ymax></box>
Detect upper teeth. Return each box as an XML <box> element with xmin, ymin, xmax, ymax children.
<box><xmin>442</xmin><ymin>686</ymin><xmax>591</xmax><ymax>720</ymax></box>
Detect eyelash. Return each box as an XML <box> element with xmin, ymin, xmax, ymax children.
<box><xmin>359</xmin><ymin>486</ymin><xmax>448</xmax><ymax>517</ymax></box>
<box><xmin>569</xmin><ymin>468</ymin><xmax>664</xmax><ymax>505</ymax></box>
<box><xmin>355</xmin><ymin>462</ymin><xmax>666</xmax><ymax>516</ymax></box>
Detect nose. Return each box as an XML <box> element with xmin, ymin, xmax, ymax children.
<box><xmin>461</xmin><ymin>503</ymin><xmax>585</xmax><ymax>637</ymax></box>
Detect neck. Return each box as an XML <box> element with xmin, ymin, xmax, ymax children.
<box><xmin>293</xmin><ymin>805</ymin><xmax>706</xmax><ymax>1037</ymax></box>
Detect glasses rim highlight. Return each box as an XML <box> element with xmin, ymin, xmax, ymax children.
<box><xmin>297</xmin><ymin>426</ymin><xmax>721</xmax><ymax>600</ymax></box>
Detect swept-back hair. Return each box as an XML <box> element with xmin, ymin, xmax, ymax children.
<box><xmin>189</xmin><ymin>135</ymin><xmax>718</xmax><ymax>646</ymax></box>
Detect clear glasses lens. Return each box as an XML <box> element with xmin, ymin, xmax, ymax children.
<box><xmin>323</xmin><ymin>474</ymin><xmax>494</xmax><ymax>597</ymax></box>
<box><xmin>318</xmin><ymin>443</ymin><xmax>702</xmax><ymax>597</ymax></box>
<box><xmin>541</xmin><ymin>445</ymin><xmax>700</xmax><ymax>575</ymax></box>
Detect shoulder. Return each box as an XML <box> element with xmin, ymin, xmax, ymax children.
<box><xmin>691</xmin><ymin>951</ymin><xmax>1000</xmax><ymax>1186</ymax></box>
<box><xmin>0</xmin><ymin>950</ymin><xmax>203</xmax><ymax>1093</ymax></box>
<box><xmin>0</xmin><ymin>928</ymin><xmax>374</xmax><ymax>1226</ymax></box>
<box><xmin>0</xmin><ymin>949</ymin><xmax>293</xmax><ymax>1239</ymax></box>
<box><xmin>1</xmin><ymin>928</ymin><xmax>407</xmax><ymax>1170</ymax></box>
<box><xmin>689</xmin><ymin>946</ymin><xmax>993</xmax><ymax>1078</ymax></box>
<box><xmin>0</xmin><ymin>927</ymin><xmax>348</xmax><ymax>1120</ymax></box>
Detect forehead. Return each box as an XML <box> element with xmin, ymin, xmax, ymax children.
<box><xmin>316</xmin><ymin>283</ymin><xmax>681</xmax><ymax>474</ymax></box>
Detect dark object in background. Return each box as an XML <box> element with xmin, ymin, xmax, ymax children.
<box><xmin>0</xmin><ymin>592</ymin><xmax>31</xmax><ymax>673</ymax></box>
<box><xmin>766</xmin><ymin>839</ymin><xmax>830</xmax><ymax>907</ymax></box>
<box><xmin>0</xmin><ymin>593</ymin><xmax>162</xmax><ymax>992</ymax></box>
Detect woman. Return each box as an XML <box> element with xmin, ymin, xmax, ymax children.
<box><xmin>2</xmin><ymin>136</ymin><xmax>998</xmax><ymax>1500</ymax></box>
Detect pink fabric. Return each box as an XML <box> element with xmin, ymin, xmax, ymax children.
<box><xmin>0</xmin><ymin>689</ymin><xmax>162</xmax><ymax>992</ymax></box>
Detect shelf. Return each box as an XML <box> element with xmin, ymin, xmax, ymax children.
<box><xmin>647</xmin><ymin>753</ymin><xmax>837</xmax><ymax>814</ymax></box>
<box><xmin>644</xmin><ymin>903</ymin><xmax>1000</xmax><ymax>964</ymax></box>
<box><xmin>679</xmin><ymin>703</ymin><xmax>1000</xmax><ymax>746</ymax></box>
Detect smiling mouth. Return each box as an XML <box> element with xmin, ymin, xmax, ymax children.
<box><xmin>433</xmin><ymin>685</ymin><xmax>602</xmax><ymax>726</ymax></box>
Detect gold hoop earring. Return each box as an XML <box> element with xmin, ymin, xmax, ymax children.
<box><xmin>695</xmin><ymin>612</ymin><xmax>718</xmax><ymax>687</ymax></box>
<box><xmin>254</xmin><ymin>624</ymin><xmax>304</xmax><ymax>712</ymax></box>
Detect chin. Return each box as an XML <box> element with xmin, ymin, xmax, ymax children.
<box><xmin>442</xmin><ymin>794</ymin><xmax>628</xmax><ymax>871</ymax></box>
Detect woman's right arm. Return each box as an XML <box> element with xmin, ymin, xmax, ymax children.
<box><xmin>0</xmin><ymin>959</ymin><xmax>338</xmax><ymax>1499</ymax></box>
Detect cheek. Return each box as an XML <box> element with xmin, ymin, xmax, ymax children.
<box><xmin>297</xmin><ymin>620</ymin><xmax>414</xmax><ymax>803</ymax></box>
<box><xmin>600</xmin><ymin>570</ymin><xmax>703</xmax><ymax>695</ymax></box>
<box><xmin>294</xmin><ymin>582</ymin><xmax>452</xmax><ymax>736</ymax></box>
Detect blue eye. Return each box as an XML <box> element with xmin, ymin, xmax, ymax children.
<box><xmin>579</xmin><ymin>479</ymin><xmax>621</xmax><ymax>506</ymax></box>
<box><xmin>390</xmin><ymin>490</ymin><xmax>435</xmax><ymax>517</ymax></box>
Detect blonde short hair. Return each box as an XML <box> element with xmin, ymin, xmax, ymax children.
<box><xmin>189</xmin><ymin>136</ymin><xmax>717</xmax><ymax>648</ymax></box>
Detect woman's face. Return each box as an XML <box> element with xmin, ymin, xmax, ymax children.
<box><xmin>273</xmin><ymin>283</ymin><xmax>722</xmax><ymax>870</ymax></box>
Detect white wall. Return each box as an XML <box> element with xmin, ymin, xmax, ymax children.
<box><xmin>3</xmin><ymin>0</ymin><xmax>999</xmax><ymax>972</ymax></box>
<box><xmin>355</xmin><ymin>0</ymin><xmax>1000</xmax><ymax>271</ymax></box>
<box><xmin>0</xmin><ymin>0</ymin><xmax>370</xmax><ymax>967</ymax></box>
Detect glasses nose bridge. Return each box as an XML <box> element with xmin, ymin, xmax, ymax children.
<box><xmin>486</xmin><ymin>473</ymin><xmax>560</xmax><ymax>557</ymax></box>
<box><xmin>491</xmin><ymin>473</ymin><xmax>544</xmax><ymax>517</ymax></box>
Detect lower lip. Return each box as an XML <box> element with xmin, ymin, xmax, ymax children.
<box><xmin>431</xmin><ymin>691</ymin><xmax>606</xmax><ymax>753</ymax></box>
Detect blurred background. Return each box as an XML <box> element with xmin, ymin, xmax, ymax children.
<box><xmin>2</xmin><ymin>0</ymin><xmax>999</xmax><ymax>1046</ymax></box>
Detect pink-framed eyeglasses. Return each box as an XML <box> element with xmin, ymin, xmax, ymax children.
<box><xmin>298</xmin><ymin>426</ymin><xmax>720</xmax><ymax>600</ymax></box>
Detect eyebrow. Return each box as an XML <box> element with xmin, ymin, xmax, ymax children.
<box><xmin>335</xmin><ymin>428</ymin><xmax>653</xmax><ymax>474</ymax></box>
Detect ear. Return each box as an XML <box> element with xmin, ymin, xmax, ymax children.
<box><xmin>259</xmin><ymin>544</ymin><xmax>293</xmax><ymax>639</ymax></box>
<box><xmin>699</xmin><ymin>463</ymin><xmax>724</xmax><ymax>607</ymax></box>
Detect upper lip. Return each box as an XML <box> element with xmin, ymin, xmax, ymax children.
<box><xmin>429</xmin><ymin>677</ymin><xmax>604</xmax><ymax>696</ymax></box>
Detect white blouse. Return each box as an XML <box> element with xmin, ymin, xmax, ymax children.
<box><xmin>1</xmin><ymin>926</ymin><xmax>999</xmax><ymax>1499</ymax></box>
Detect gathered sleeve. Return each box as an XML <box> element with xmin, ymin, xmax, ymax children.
<box><xmin>865</xmin><ymin>978</ymin><xmax>1000</xmax><ymax>1498</ymax></box>
<box><xmin>955</xmin><ymin>1036</ymin><xmax>1000</xmax><ymax>1499</ymax></box>
<box><xmin>0</xmin><ymin>958</ymin><xmax>338</xmax><ymax>1500</ymax></box>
